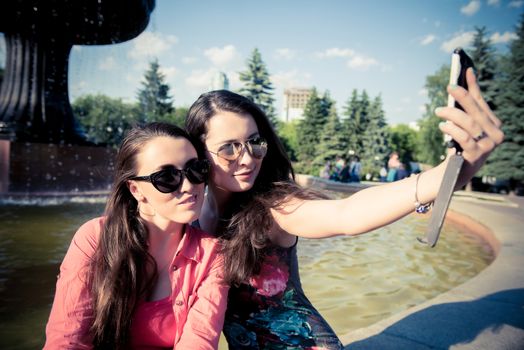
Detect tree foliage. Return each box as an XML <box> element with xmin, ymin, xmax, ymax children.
<box><xmin>278</xmin><ymin>120</ymin><xmax>299</xmax><ymax>162</ymax></box>
<box><xmin>314</xmin><ymin>103</ymin><xmax>346</xmax><ymax>167</ymax></box>
<box><xmin>295</xmin><ymin>89</ymin><xmax>332</xmax><ymax>173</ymax></box>
<box><xmin>238</xmin><ymin>48</ymin><xmax>278</xmax><ymax>126</ymax></box>
<box><xmin>483</xmin><ymin>14</ymin><xmax>524</xmax><ymax>182</ymax></box>
<box><xmin>137</xmin><ymin>59</ymin><xmax>174</xmax><ymax>123</ymax></box>
<box><xmin>73</xmin><ymin>94</ymin><xmax>137</xmax><ymax>146</ymax></box>
<box><xmin>362</xmin><ymin>95</ymin><xmax>389</xmax><ymax>175</ymax></box>
<box><xmin>417</xmin><ymin>65</ymin><xmax>448</xmax><ymax>165</ymax></box>
<box><xmin>470</xmin><ymin>26</ymin><xmax>498</xmax><ymax>108</ymax></box>
<box><xmin>388</xmin><ymin>124</ymin><xmax>418</xmax><ymax>170</ymax></box>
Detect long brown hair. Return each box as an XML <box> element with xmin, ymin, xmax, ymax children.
<box><xmin>90</xmin><ymin>122</ymin><xmax>204</xmax><ymax>349</ymax></box>
<box><xmin>186</xmin><ymin>90</ymin><xmax>324</xmax><ymax>286</ymax></box>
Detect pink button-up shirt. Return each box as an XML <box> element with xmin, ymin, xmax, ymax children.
<box><xmin>44</xmin><ymin>217</ymin><xmax>229</xmax><ymax>349</ymax></box>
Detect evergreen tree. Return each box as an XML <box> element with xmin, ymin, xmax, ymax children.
<box><xmin>417</xmin><ymin>65</ymin><xmax>449</xmax><ymax>165</ymax></box>
<box><xmin>238</xmin><ymin>48</ymin><xmax>278</xmax><ymax>126</ymax></box>
<box><xmin>483</xmin><ymin>14</ymin><xmax>524</xmax><ymax>183</ymax></box>
<box><xmin>470</xmin><ymin>26</ymin><xmax>498</xmax><ymax>108</ymax></box>
<box><xmin>137</xmin><ymin>59</ymin><xmax>173</xmax><ymax>123</ymax></box>
<box><xmin>296</xmin><ymin>89</ymin><xmax>332</xmax><ymax>173</ymax></box>
<box><xmin>341</xmin><ymin>89</ymin><xmax>360</xmax><ymax>156</ymax></box>
<box><xmin>314</xmin><ymin>103</ymin><xmax>346</xmax><ymax>168</ymax></box>
<box><xmin>342</xmin><ymin>89</ymin><xmax>371</xmax><ymax>158</ymax></box>
<box><xmin>362</xmin><ymin>95</ymin><xmax>389</xmax><ymax>176</ymax></box>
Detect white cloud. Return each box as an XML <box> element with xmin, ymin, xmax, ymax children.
<box><xmin>204</xmin><ymin>45</ymin><xmax>237</xmax><ymax>67</ymax></box>
<box><xmin>441</xmin><ymin>31</ymin><xmax>475</xmax><ymax>52</ymax></box>
<box><xmin>128</xmin><ymin>32</ymin><xmax>178</xmax><ymax>60</ymax></box>
<box><xmin>491</xmin><ymin>31</ymin><xmax>518</xmax><ymax>44</ymax></box>
<box><xmin>185</xmin><ymin>68</ymin><xmax>217</xmax><ymax>88</ymax></box>
<box><xmin>271</xmin><ymin>70</ymin><xmax>312</xmax><ymax>89</ymax></box>
<box><xmin>316</xmin><ymin>47</ymin><xmax>355</xmax><ymax>59</ymax></box>
<box><xmin>509</xmin><ymin>1</ymin><xmax>524</xmax><ymax>8</ymax></box>
<box><xmin>487</xmin><ymin>0</ymin><xmax>500</xmax><ymax>6</ymax></box>
<box><xmin>418</xmin><ymin>88</ymin><xmax>428</xmax><ymax>97</ymax></box>
<box><xmin>420</xmin><ymin>34</ymin><xmax>437</xmax><ymax>45</ymax></box>
<box><xmin>418</xmin><ymin>105</ymin><xmax>426</xmax><ymax>113</ymax></box>
<box><xmin>461</xmin><ymin>0</ymin><xmax>481</xmax><ymax>16</ymax></box>
<box><xmin>401</xmin><ymin>97</ymin><xmax>412</xmax><ymax>104</ymax></box>
<box><xmin>160</xmin><ymin>66</ymin><xmax>177</xmax><ymax>82</ymax></box>
<box><xmin>275</xmin><ymin>48</ymin><xmax>296</xmax><ymax>60</ymax></box>
<box><xmin>347</xmin><ymin>55</ymin><xmax>378</xmax><ymax>70</ymax></box>
<box><xmin>182</xmin><ymin>56</ymin><xmax>198</xmax><ymax>64</ymax></box>
<box><xmin>99</xmin><ymin>56</ymin><xmax>116</xmax><ymax>70</ymax></box>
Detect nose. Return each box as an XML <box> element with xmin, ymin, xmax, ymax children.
<box><xmin>178</xmin><ymin>173</ymin><xmax>196</xmax><ymax>193</ymax></box>
<box><xmin>237</xmin><ymin>144</ymin><xmax>256</xmax><ymax>166</ymax></box>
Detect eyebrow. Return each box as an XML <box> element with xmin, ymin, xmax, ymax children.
<box><xmin>153</xmin><ymin>157</ymin><xmax>198</xmax><ymax>172</ymax></box>
<box><xmin>214</xmin><ymin>132</ymin><xmax>260</xmax><ymax>145</ymax></box>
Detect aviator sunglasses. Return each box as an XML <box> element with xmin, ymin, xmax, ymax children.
<box><xmin>129</xmin><ymin>159</ymin><xmax>210</xmax><ymax>193</ymax></box>
<box><xmin>208</xmin><ymin>136</ymin><xmax>268</xmax><ymax>162</ymax></box>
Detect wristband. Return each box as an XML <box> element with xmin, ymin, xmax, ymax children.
<box><xmin>414</xmin><ymin>173</ymin><xmax>432</xmax><ymax>214</ymax></box>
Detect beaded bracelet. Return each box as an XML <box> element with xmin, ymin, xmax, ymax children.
<box><xmin>414</xmin><ymin>173</ymin><xmax>432</xmax><ymax>214</ymax></box>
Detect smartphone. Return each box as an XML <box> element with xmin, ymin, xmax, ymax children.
<box><xmin>445</xmin><ymin>47</ymin><xmax>475</xmax><ymax>152</ymax></box>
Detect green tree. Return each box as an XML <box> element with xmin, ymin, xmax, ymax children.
<box><xmin>341</xmin><ymin>90</ymin><xmax>371</xmax><ymax>158</ymax></box>
<box><xmin>73</xmin><ymin>94</ymin><xmax>137</xmax><ymax>146</ymax></box>
<box><xmin>388</xmin><ymin>124</ymin><xmax>418</xmax><ymax>170</ymax></box>
<box><xmin>483</xmin><ymin>14</ymin><xmax>524</xmax><ymax>183</ymax></box>
<box><xmin>417</xmin><ymin>65</ymin><xmax>449</xmax><ymax>165</ymax></box>
<box><xmin>238</xmin><ymin>48</ymin><xmax>277</xmax><ymax>126</ymax></box>
<box><xmin>296</xmin><ymin>89</ymin><xmax>332</xmax><ymax>173</ymax></box>
<box><xmin>137</xmin><ymin>59</ymin><xmax>174</xmax><ymax>123</ymax></box>
<box><xmin>361</xmin><ymin>95</ymin><xmax>389</xmax><ymax>176</ymax></box>
<box><xmin>470</xmin><ymin>26</ymin><xmax>498</xmax><ymax>108</ymax></box>
<box><xmin>314</xmin><ymin>103</ymin><xmax>346</xmax><ymax>168</ymax></box>
<box><xmin>341</xmin><ymin>90</ymin><xmax>360</xmax><ymax>156</ymax></box>
<box><xmin>278</xmin><ymin>120</ymin><xmax>299</xmax><ymax>162</ymax></box>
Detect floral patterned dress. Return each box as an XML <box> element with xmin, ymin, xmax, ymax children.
<box><xmin>223</xmin><ymin>239</ymin><xmax>344</xmax><ymax>350</ymax></box>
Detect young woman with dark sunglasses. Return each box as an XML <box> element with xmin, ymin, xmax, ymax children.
<box><xmin>185</xmin><ymin>79</ymin><xmax>503</xmax><ymax>349</ymax></box>
<box><xmin>44</xmin><ymin>122</ymin><xmax>229</xmax><ymax>349</ymax></box>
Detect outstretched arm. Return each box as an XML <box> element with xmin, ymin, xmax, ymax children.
<box><xmin>271</xmin><ymin>68</ymin><xmax>503</xmax><ymax>239</ymax></box>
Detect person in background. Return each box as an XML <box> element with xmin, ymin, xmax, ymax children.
<box><xmin>185</xmin><ymin>68</ymin><xmax>503</xmax><ymax>350</ymax></box>
<box><xmin>349</xmin><ymin>155</ymin><xmax>361</xmax><ymax>182</ymax></box>
<box><xmin>320</xmin><ymin>160</ymin><xmax>332</xmax><ymax>179</ymax></box>
<box><xmin>387</xmin><ymin>151</ymin><xmax>401</xmax><ymax>182</ymax></box>
<box><xmin>44</xmin><ymin>123</ymin><xmax>228</xmax><ymax>350</ymax></box>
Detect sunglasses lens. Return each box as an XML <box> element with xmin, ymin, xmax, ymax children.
<box><xmin>217</xmin><ymin>143</ymin><xmax>241</xmax><ymax>161</ymax></box>
<box><xmin>152</xmin><ymin>168</ymin><xmax>182</xmax><ymax>193</ymax></box>
<box><xmin>248</xmin><ymin>138</ymin><xmax>268</xmax><ymax>159</ymax></box>
<box><xmin>185</xmin><ymin>160</ymin><xmax>209</xmax><ymax>184</ymax></box>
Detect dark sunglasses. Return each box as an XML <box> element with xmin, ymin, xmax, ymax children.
<box><xmin>129</xmin><ymin>159</ymin><xmax>210</xmax><ymax>193</ymax></box>
<box><xmin>208</xmin><ymin>136</ymin><xmax>268</xmax><ymax>162</ymax></box>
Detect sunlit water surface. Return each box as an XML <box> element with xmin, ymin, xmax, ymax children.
<box><xmin>0</xmin><ymin>201</ymin><xmax>493</xmax><ymax>349</ymax></box>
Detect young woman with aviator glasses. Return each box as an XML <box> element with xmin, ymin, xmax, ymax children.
<box><xmin>44</xmin><ymin>123</ymin><xmax>229</xmax><ymax>350</ymax></box>
<box><xmin>185</xmin><ymin>82</ymin><xmax>503</xmax><ymax>349</ymax></box>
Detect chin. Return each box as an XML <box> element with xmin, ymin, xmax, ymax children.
<box><xmin>172</xmin><ymin>210</ymin><xmax>200</xmax><ymax>225</ymax></box>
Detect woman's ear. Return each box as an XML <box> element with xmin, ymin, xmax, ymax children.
<box><xmin>127</xmin><ymin>180</ymin><xmax>144</xmax><ymax>202</ymax></box>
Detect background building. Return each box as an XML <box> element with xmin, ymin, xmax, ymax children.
<box><xmin>282</xmin><ymin>87</ymin><xmax>313</xmax><ymax>122</ymax></box>
<box><xmin>210</xmin><ymin>71</ymin><xmax>230</xmax><ymax>91</ymax></box>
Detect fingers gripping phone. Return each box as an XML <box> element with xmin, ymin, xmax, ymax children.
<box><xmin>420</xmin><ymin>47</ymin><xmax>474</xmax><ymax>248</ymax></box>
<box><xmin>445</xmin><ymin>47</ymin><xmax>475</xmax><ymax>153</ymax></box>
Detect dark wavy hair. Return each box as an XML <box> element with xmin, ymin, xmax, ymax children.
<box><xmin>90</xmin><ymin>122</ymin><xmax>204</xmax><ymax>349</ymax></box>
<box><xmin>186</xmin><ymin>90</ymin><xmax>324</xmax><ymax>286</ymax></box>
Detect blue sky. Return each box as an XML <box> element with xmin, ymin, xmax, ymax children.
<box><xmin>3</xmin><ymin>0</ymin><xmax>521</xmax><ymax>125</ymax></box>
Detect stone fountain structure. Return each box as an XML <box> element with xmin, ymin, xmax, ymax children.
<box><xmin>0</xmin><ymin>0</ymin><xmax>155</xmax><ymax>195</ymax></box>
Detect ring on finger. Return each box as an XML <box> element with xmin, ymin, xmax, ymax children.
<box><xmin>473</xmin><ymin>131</ymin><xmax>488</xmax><ymax>142</ymax></box>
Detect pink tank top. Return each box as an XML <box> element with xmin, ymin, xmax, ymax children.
<box><xmin>130</xmin><ymin>296</ymin><xmax>176</xmax><ymax>349</ymax></box>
